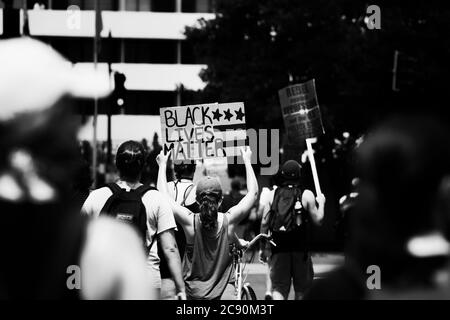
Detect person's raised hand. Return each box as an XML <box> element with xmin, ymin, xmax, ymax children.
<box><xmin>156</xmin><ymin>150</ymin><xmax>171</xmax><ymax>166</ymax></box>
<box><xmin>316</xmin><ymin>193</ymin><xmax>326</xmax><ymax>205</ymax></box>
<box><xmin>240</xmin><ymin>146</ymin><xmax>252</xmax><ymax>164</ymax></box>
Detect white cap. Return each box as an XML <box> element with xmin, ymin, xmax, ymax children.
<box><xmin>0</xmin><ymin>37</ymin><xmax>112</xmax><ymax>121</ymax></box>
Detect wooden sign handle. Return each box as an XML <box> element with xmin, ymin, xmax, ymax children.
<box><xmin>306</xmin><ymin>138</ymin><xmax>322</xmax><ymax>196</ymax></box>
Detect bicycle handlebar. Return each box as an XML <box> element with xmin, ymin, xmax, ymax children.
<box><xmin>245</xmin><ymin>233</ymin><xmax>276</xmax><ymax>250</ymax></box>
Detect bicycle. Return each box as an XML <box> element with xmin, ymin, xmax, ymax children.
<box><xmin>231</xmin><ymin>233</ymin><xmax>276</xmax><ymax>300</ymax></box>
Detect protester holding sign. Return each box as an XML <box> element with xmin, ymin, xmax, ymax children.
<box><xmin>156</xmin><ymin>146</ymin><xmax>258</xmax><ymax>300</ymax></box>
<box><xmin>260</xmin><ymin>160</ymin><xmax>325</xmax><ymax>300</ymax></box>
<box><xmin>279</xmin><ymin>79</ymin><xmax>325</xmax><ymax>196</ymax></box>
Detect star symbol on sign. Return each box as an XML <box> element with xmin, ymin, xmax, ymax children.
<box><xmin>212</xmin><ymin>109</ymin><xmax>222</xmax><ymax>121</ymax></box>
<box><xmin>224</xmin><ymin>108</ymin><xmax>233</xmax><ymax>121</ymax></box>
<box><xmin>235</xmin><ymin>108</ymin><xmax>245</xmax><ymax>121</ymax></box>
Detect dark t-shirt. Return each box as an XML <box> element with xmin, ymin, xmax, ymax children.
<box><xmin>0</xmin><ymin>201</ymin><xmax>87</xmax><ymax>299</ymax></box>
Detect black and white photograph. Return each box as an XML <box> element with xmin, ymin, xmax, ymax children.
<box><xmin>2</xmin><ymin>0</ymin><xmax>450</xmax><ymax>309</ymax></box>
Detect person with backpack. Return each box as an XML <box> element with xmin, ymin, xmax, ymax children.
<box><xmin>82</xmin><ymin>141</ymin><xmax>186</xmax><ymax>299</ymax></box>
<box><xmin>260</xmin><ymin>160</ymin><xmax>325</xmax><ymax>300</ymax></box>
<box><xmin>159</xmin><ymin>160</ymin><xmax>199</xmax><ymax>299</ymax></box>
<box><xmin>156</xmin><ymin>146</ymin><xmax>258</xmax><ymax>300</ymax></box>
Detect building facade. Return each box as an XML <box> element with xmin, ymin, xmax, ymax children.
<box><xmin>0</xmin><ymin>0</ymin><xmax>215</xmax><ymax>115</ymax></box>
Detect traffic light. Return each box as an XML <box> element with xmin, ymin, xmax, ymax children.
<box><xmin>112</xmin><ymin>71</ymin><xmax>126</xmax><ymax>113</ymax></box>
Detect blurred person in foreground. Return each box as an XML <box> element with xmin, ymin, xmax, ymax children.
<box><xmin>260</xmin><ymin>160</ymin><xmax>325</xmax><ymax>300</ymax></box>
<box><xmin>0</xmin><ymin>37</ymin><xmax>154</xmax><ymax>299</ymax></box>
<box><xmin>306</xmin><ymin>116</ymin><xmax>450</xmax><ymax>300</ymax></box>
<box><xmin>159</xmin><ymin>160</ymin><xmax>198</xmax><ymax>299</ymax></box>
<box><xmin>157</xmin><ymin>147</ymin><xmax>258</xmax><ymax>300</ymax></box>
<box><xmin>82</xmin><ymin>141</ymin><xmax>186</xmax><ymax>299</ymax></box>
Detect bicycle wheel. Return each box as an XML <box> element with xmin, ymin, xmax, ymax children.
<box><xmin>241</xmin><ymin>283</ymin><xmax>257</xmax><ymax>300</ymax></box>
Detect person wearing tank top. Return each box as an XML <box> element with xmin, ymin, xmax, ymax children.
<box><xmin>157</xmin><ymin>147</ymin><xmax>258</xmax><ymax>300</ymax></box>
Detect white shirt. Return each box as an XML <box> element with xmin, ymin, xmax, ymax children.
<box><xmin>81</xmin><ymin>181</ymin><xmax>177</xmax><ymax>273</ymax></box>
<box><xmin>167</xmin><ymin>179</ymin><xmax>197</xmax><ymax>207</ymax></box>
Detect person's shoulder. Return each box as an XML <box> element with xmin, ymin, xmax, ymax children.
<box><xmin>141</xmin><ymin>188</ymin><xmax>161</xmax><ymax>199</ymax></box>
<box><xmin>302</xmin><ymin>189</ymin><xmax>315</xmax><ymax>202</ymax></box>
<box><xmin>141</xmin><ymin>188</ymin><xmax>166</xmax><ymax>211</ymax></box>
<box><xmin>84</xmin><ymin>186</ymin><xmax>112</xmax><ymax>206</ymax></box>
<box><xmin>89</xmin><ymin>186</ymin><xmax>113</xmax><ymax>197</ymax></box>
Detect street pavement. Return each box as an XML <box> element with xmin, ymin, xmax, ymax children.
<box><xmin>242</xmin><ymin>252</ymin><xmax>345</xmax><ymax>300</ymax></box>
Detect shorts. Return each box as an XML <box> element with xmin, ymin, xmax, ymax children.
<box><xmin>269</xmin><ymin>251</ymin><xmax>314</xmax><ymax>298</ymax></box>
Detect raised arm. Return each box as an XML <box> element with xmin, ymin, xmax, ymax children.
<box><xmin>228</xmin><ymin>146</ymin><xmax>259</xmax><ymax>226</ymax></box>
<box><xmin>156</xmin><ymin>150</ymin><xmax>192</xmax><ymax>227</ymax></box>
<box><xmin>302</xmin><ymin>190</ymin><xmax>326</xmax><ymax>225</ymax></box>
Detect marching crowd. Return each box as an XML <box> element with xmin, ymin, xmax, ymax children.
<box><xmin>2</xmin><ymin>37</ymin><xmax>450</xmax><ymax>301</ymax></box>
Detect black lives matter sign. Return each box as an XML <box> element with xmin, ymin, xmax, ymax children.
<box><xmin>160</xmin><ymin>102</ymin><xmax>247</xmax><ymax>161</ymax></box>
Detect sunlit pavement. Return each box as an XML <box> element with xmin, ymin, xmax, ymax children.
<box><xmin>242</xmin><ymin>253</ymin><xmax>345</xmax><ymax>300</ymax></box>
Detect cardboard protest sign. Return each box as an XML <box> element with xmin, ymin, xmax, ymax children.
<box><xmin>278</xmin><ymin>79</ymin><xmax>324</xmax><ymax>144</ymax></box>
<box><xmin>160</xmin><ymin>102</ymin><xmax>247</xmax><ymax>161</ymax></box>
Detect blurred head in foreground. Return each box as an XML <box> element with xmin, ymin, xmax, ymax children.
<box><xmin>0</xmin><ymin>38</ymin><xmax>153</xmax><ymax>300</ymax></box>
<box><xmin>0</xmin><ymin>37</ymin><xmax>111</xmax><ymax>210</ymax></box>
<box><xmin>351</xmin><ymin>115</ymin><xmax>450</xmax><ymax>287</ymax></box>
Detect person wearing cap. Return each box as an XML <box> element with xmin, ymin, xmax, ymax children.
<box><xmin>259</xmin><ymin>159</ymin><xmax>325</xmax><ymax>300</ymax></box>
<box><xmin>156</xmin><ymin>146</ymin><xmax>258</xmax><ymax>300</ymax></box>
<box><xmin>82</xmin><ymin>140</ymin><xmax>186</xmax><ymax>300</ymax></box>
<box><xmin>0</xmin><ymin>37</ymin><xmax>154</xmax><ymax>299</ymax></box>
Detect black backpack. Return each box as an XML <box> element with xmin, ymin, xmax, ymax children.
<box><xmin>100</xmin><ymin>183</ymin><xmax>156</xmax><ymax>252</ymax></box>
<box><xmin>269</xmin><ymin>185</ymin><xmax>306</xmax><ymax>233</ymax></box>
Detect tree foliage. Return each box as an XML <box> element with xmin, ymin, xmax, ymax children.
<box><xmin>186</xmin><ymin>0</ymin><xmax>450</xmax><ymax>134</ymax></box>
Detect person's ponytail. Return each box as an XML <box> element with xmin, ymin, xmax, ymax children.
<box><xmin>199</xmin><ymin>194</ymin><xmax>219</xmax><ymax>231</ymax></box>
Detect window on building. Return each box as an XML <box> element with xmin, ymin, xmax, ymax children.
<box><xmin>36</xmin><ymin>36</ymin><xmax>121</xmax><ymax>63</ymax></box>
<box><xmin>182</xmin><ymin>0</ymin><xmax>214</xmax><ymax>13</ymax></box>
<box><xmin>151</xmin><ymin>0</ymin><xmax>175</xmax><ymax>12</ymax></box>
<box><xmin>51</xmin><ymin>0</ymin><xmax>117</xmax><ymax>10</ymax></box>
<box><xmin>124</xmin><ymin>39</ymin><xmax>177</xmax><ymax>64</ymax></box>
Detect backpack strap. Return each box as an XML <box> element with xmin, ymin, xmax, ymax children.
<box><xmin>106</xmin><ymin>182</ymin><xmax>124</xmax><ymax>194</ymax></box>
<box><xmin>135</xmin><ymin>184</ymin><xmax>157</xmax><ymax>196</ymax></box>
<box><xmin>267</xmin><ymin>187</ymin><xmax>282</xmax><ymax>231</ymax></box>
<box><xmin>181</xmin><ymin>183</ymin><xmax>195</xmax><ymax>207</ymax></box>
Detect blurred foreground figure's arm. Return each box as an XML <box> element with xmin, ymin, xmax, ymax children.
<box><xmin>302</xmin><ymin>190</ymin><xmax>326</xmax><ymax>225</ymax></box>
<box><xmin>81</xmin><ymin>217</ymin><xmax>156</xmax><ymax>300</ymax></box>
